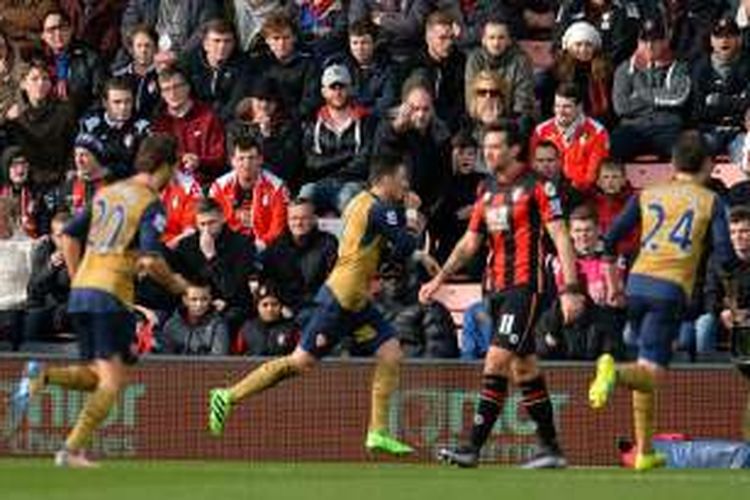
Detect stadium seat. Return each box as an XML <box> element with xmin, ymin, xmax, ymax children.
<box><xmin>518</xmin><ymin>40</ymin><xmax>554</xmax><ymax>71</ymax></box>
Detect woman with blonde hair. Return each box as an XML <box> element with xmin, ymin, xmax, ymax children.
<box><xmin>541</xmin><ymin>21</ymin><xmax>613</xmax><ymax>126</ymax></box>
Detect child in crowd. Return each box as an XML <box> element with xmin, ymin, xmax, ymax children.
<box><xmin>239</xmin><ymin>283</ymin><xmax>298</xmax><ymax>356</ymax></box>
<box><xmin>536</xmin><ymin>205</ymin><xmax>626</xmax><ymax>359</ymax></box>
<box><xmin>592</xmin><ymin>159</ymin><xmax>639</xmax><ymax>260</ymax></box>
<box><xmin>160</xmin><ymin>281</ymin><xmax>230</xmax><ymax>355</ymax></box>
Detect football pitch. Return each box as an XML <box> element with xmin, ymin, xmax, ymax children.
<box><xmin>2</xmin><ymin>459</ymin><xmax>750</xmax><ymax>500</ymax></box>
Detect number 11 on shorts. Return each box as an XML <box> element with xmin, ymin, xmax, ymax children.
<box><xmin>498</xmin><ymin>314</ymin><xmax>515</xmax><ymax>335</ymax></box>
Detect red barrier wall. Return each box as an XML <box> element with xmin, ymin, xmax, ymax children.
<box><xmin>0</xmin><ymin>358</ymin><xmax>746</xmax><ymax>465</ymax></box>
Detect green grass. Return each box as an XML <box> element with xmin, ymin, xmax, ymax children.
<box><xmin>2</xmin><ymin>460</ymin><xmax>750</xmax><ymax>500</ymax></box>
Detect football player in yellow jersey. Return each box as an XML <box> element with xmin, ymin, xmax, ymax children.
<box><xmin>589</xmin><ymin>133</ymin><xmax>737</xmax><ymax>470</ymax></box>
<box><xmin>208</xmin><ymin>155</ymin><xmax>439</xmax><ymax>455</ymax></box>
<box><xmin>7</xmin><ymin>135</ymin><xmax>190</xmax><ymax>467</ymax></box>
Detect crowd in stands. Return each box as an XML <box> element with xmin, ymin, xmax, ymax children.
<box><xmin>2</xmin><ymin>0</ymin><xmax>750</xmax><ymax>362</ymax></box>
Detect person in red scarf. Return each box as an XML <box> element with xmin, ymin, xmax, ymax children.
<box><xmin>610</xmin><ymin>17</ymin><xmax>691</xmax><ymax>161</ymax></box>
<box><xmin>0</xmin><ymin>146</ymin><xmax>41</xmax><ymax>237</ymax></box>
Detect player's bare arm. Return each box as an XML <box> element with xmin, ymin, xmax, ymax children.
<box><xmin>138</xmin><ymin>254</ymin><xmax>189</xmax><ymax>296</ymax></box>
<box><xmin>419</xmin><ymin>229</ymin><xmax>483</xmax><ymax>304</ymax></box>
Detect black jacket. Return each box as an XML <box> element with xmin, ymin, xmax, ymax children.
<box><xmin>179</xmin><ymin>47</ymin><xmax>249</xmax><ymax>122</ymax></box>
<box><xmin>78</xmin><ymin>109</ymin><xmax>150</xmax><ymax>179</ymax></box>
<box><xmin>36</xmin><ymin>42</ymin><xmax>105</xmax><ymax>116</ymax></box>
<box><xmin>690</xmin><ymin>53</ymin><xmax>750</xmax><ymax>129</ymax></box>
<box><xmin>173</xmin><ymin>227</ymin><xmax>257</xmax><ymax>313</ymax></box>
<box><xmin>302</xmin><ymin>107</ymin><xmax>374</xmax><ymax>182</ymax></box>
<box><xmin>254</xmin><ymin>51</ymin><xmax>320</xmax><ymax>120</ymax></box>
<box><xmin>27</xmin><ymin>237</ymin><xmax>70</xmax><ymax>309</ymax></box>
<box><xmin>240</xmin><ymin>316</ymin><xmax>299</xmax><ymax>356</ymax></box>
<box><xmin>400</xmin><ymin>47</ymin><xmax>466</xmax><ymax>130</ymax></box>
<box><xmin>261</xmin><ymin>228</ymin><xmax>338</xmax><ymax>311</ymax></box>
<box><xmin>374</xmin><ymin>116</ymin><xmax>452</xmax><ymax>216</ymax></box>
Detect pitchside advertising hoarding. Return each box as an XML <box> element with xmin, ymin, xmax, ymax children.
<box><xmin>0</xmin><ymin>358</ymin><xmax>746</xmax><ymax>465</ymax></box>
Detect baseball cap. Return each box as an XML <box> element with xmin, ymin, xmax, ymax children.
<box><xmin>638</xmin><ymin>18</ymin><xmax>667</xmax><ymax>41</ymax></box>
<box><xmin>712</xmin><ymin>17</ymin><xmax>741</xmax><ymax>38</ymax></box>
<box><xmin>321</xmin><ymin>64</ymin><xmax>352</xmax><ymax>87</ymax></box>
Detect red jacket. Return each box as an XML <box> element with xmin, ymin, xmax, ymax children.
<box><xmin>209</xmin><ymin>169</ymin><xmax>289</xmax><ymax>247</ymax></box>
<box><xmin>161</xmin><ymin>169</ymin><xmax>203</xmax><ymax>245</ymax></box>
<box><xmin>152</xmin><ymin>101</ymin><xmax>227</xmax><ymax>186</ymax></box>
<box><xmin>529</xmin><ymin>116</ymin><xmax>609</xmax><ymax>193</ymax></box>
<box><xmin>592</xmin><ymin>186</ymin><xmax>640</xmax><ymax>257</ymax></box>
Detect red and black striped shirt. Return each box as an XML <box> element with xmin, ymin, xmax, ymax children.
<box><xmin>469</xmin><ymin>167</ymin><xmax>563</xmax><ymax>292</ymax></box>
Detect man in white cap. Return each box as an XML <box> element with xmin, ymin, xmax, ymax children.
<box><xmin>300</xmin><ymin>63</ymin><xmax>373</xmax><ymax>215</ymax></box>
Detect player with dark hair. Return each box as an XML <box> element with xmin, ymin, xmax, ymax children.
<box><xmin>420</xmin><ymin>123</ymin><xmax>586</xmax><ymax>468</ymax></box>
<box><xmin>7</xmin><ymin>134</ymin><xmax>190</xmax><ymax>467</ymax></box>
<box><xmin>589</xmin><ymin>132</ymin><xmax>738</xmax><ymax>470</ymax></box>
<box><xmin>208</xmin><ymin>155</ymin><xmax>439</xmax><ymax>455</ymax></box>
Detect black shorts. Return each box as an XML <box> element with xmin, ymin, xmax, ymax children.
<box><xmin>72</xmin><ymin>312</ymin><xmax>137</xmax><ymax>365</ymax></box>
<box><xmin>485</xmin><ymin>286</ymin><xmax>541</xmax><ymax>357</ymax></box>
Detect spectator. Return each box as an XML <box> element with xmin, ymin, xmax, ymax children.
<box><xmin>704</xmin><ymin>205</ymin><xmax>750</xmax><ymax>354</ymax></box>
<box><xmin>530</xmin><ymin>83</ymin><xmax>610</xmax><ymax>194</ymax></box>
<box><xmin>554</xmin><ymin>0</ymin><xmax>641</xmax><ymax>66</ymax></box>
<box><xmin>536</xmin><ymin>204</ymin><xmax>626</xmax><ymax>360</ymax></box>
<box><xmin>255</xmin><ymin>13</ymin><xmax>320</xmax><ymax>119</ymax></box>
<box><xmin>402</xmin><ymin>10</ymin><xmax>466</xmax><ymax>130</ymax></box>
<box><xmin>591</xmin><ymin>159</ymin><xmax>639</xmax><ymax>259</ymax></box>
<box><xmin>462</xmin><ymin>70</ymin><xmax>515</xmax><ymax>162</ymax></box>
<box><xmin>160</xmin><ymin>280</ymin><xmax>230</xmax><ymax>355</ymax></box>
<box><xmin>430</xmin><ymin>130</ymin><xmax>486</xmax><ymax>275</ymax></box>
<box><xmin>227</xmin><ymin>78</ymin><xmax>304</xmax><ymax>187</ymax></box>
<box><xmin>730</xmin><ymin>107</ymin><xmax>750</xmax><ymax>171</ymax></box>
<box><xmin>334</xmin><ymin>19</ymin><xmax>396</xmax><ymax>118</ymax></box>
<box><xmin>374</xmin><ymin>75</ymin><xmax>452</xmax><ymax>220</ymax></box>
<box><xmin>239</xmin><ymin>282</ymin><xmax>299</xmax><ymax>356</ymax></box>
<box><xmin>301</xmin><ymin>64</ymin><xmax>372</xmax><ymax>215</ymax></box>
<box><xmin>227</xmin><ymin>0</ymin><xmax>289</xmax><ymax>53</ymax></box>
<box><xmin>209</xmin><ymin>136</ymin><xmax>290</xmax><ymax>250</ymax></box>
<box><xmin>295</xmin><ymin>0</ymin><xmax>349</xmax><ymax>60</ymax></box>
<box><xmin>120</xmin><ymin>0</ymin><xmax>223</xmax><ymax>68</ymax></box>
<box><xmin>732</xmin><ymin>0</ymin><xmax>750</xmax><ymax>52</ymax></box>
<box><xmin>173</xmin><ymin>198</ymin><xmax>256</xmax><ymax>337</ymax></box>
<box><xmin>542</xmin><ymin>21</ymin><xmax>614</xmax><ymax>125</ymax></box>
<box><xmin>0</xmin><ymin>146</ymin><xmax>43</xmax><ymax>238</ymax></box>
<box><xmin>531</xmin><ymin>139</ymin><xmax>586</xmax><ymax>214</ymax></box>
<box><xmin>0</xmin><ymin>196</ymin><xmax>34</xmax><ymax>351</ymax></box>
<box><xmin>112</xmin><ymin>24</ymin><xmax>161</xmax><ymax>119</ymax></box>
<box><xmin>691</xmin><ymin>17</ymin><xmax>750</xmax><ymax>156</ymax></box>
<box><xmin>465</xmin><ymin>16</ymin><xmax>536</xmax><ymax>140</ymax></box>
<box><xmin>0</xmin><ymin>0</ymin><xmax>57</xmax><ymax>55</ymax></box>
<box><xmin>348</xmin><ymin>0</ymin><xmax>431</xmax><ymax>63</ymax></box>
<box><xmin>0</xmin><ymin>27</ymin><xmax>23</xmax><ymax>128</ymax></box>
<box><xmin>160</xmin><ymin>156</ymin><xmax>203</xmax><ymax>248</ymax></box>
<box><xmin>610</xmin><ymin>18</ymin><xmax>691</xmax><ymax>161</ymax></box>
<box><xmin>78</xmin><ymin>77</ymin><xmax>151</xmax><ymax>179</ymax></box>
<box><xmin>7</xmin><ymin>58</ymin><xmax>77</xmax><ymax>187</ymax></box>
<box><xmin>36</xmin><ymin>10</ymin><xmax>104</xmax><ymax>116</ymax></box>
<box><xmin>25</xmin><ymin>211</ymin><xmax>71</xmax><ymax>343</ymax></box>
<box><xmin>58</xmin><ymin>0</ymin><xmax>128</xmax><ymax>64</ymax></box>
<box><xmin>152</xmin><ymin>66</ymin><xmax>226</xmax><ymax>187</ymax></box>
<box><xmin>180</xmin><ymin>18</ymin><xmax>248</xmax><ymax>122</ymax></box>
<box><xmin>373</xmin><ymin>259</ymin><xmax>458</xmax><ymax>358</ymax></box>
<box><xmin>666</xmin><ymin>0</ymin><xmax>725</xmax><ymax>62</ymax></box>
<box><xmin>44</xmin><ymin>133</ymin><xmax>107</xmax><ymax>218</ymax></box>
<box><xmin>261</xmin><ymin>197</ymin><xmax>338</xmax><ymax>321</ymax></box>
